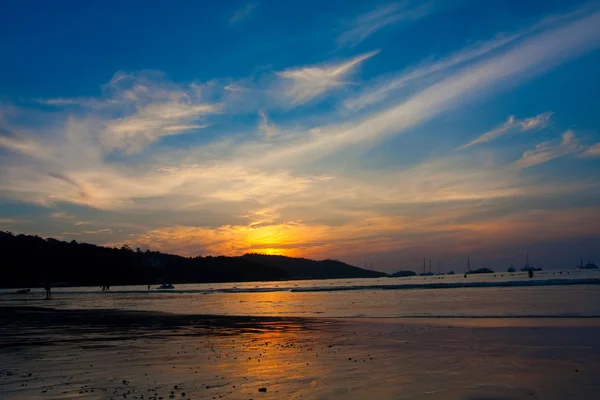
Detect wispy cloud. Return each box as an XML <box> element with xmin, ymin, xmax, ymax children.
<box><xmin>0</xmin><ymin>119</ymin><xmax>46</xmax><ymax>157</ymax></box>
<box><xmin>338</xmin><ymin>1</ymin><xmax>434</xmax><ymax>47</ymax></box>
<box><xmin>258</xmin><ymin>111</ymin><xmax>279</xmax><ymax>138</ymax></box>
<box><xmin>255</xmin><ymin>7</ymin><xmax>600</xmax><ymax>165</ymax></box>
<box><xmin>458</xmin><ymin>112</ymin><xmax>553</xmax><ymax>150</ymax></box>
<box><xmin>513</xmin><ymin>130</ymin><xmax>583</xmax><ymax>168</ymax></box>
<box><xmin>49</xmin><ymin>212</ymin><xmax>74</xmax><ymax>220</ymax></box>
<box><xmin>0</xmin><ymin>130</ymin><xmax>49</xmax><ymax>159</ymax></box>
<box><xmin>103</xmin><ymin>103</ymin><xmax>214</xmax><ymax>154</ymax></box>
<box><xmin>343</xmin><ymin>3</ymin><xmax>598</xmax><ymax>111</ymax></box>
<box><xmin>82</xmin><ymin>228</ymin><xmax>113</xmax><ymax>234</ymax></box>
<box><xmin>276</xmin><ymin>50</ymin><xmax>379</xmax><ymax>105</ymax></box>
<box><xmin>35</xmin><ymin>97</ymin><xmax>95</xmax><ymax>107</ymax></box>
<box><xmin>230</xmin><ymin>2</ymin><xmax>259</xmax><ymax>25</ymax></box>
<box><xmin>580</xmin><ymin>142</ymin><xmax>600</xmax><ymax>158</ymax></box>
<box><xmin>48</xmin><ymin>212</ymin><xmax>90</xmax><ymax>226</ymax></box>
<box><xmin>3</xmin><ymin>6</ymin><xmax>599</xmax><ymax>211</ymax></box>
<box><xmin>344</xmin><ymin>34</ymin><xmax>522</xmax><ymax>110</ymax></box>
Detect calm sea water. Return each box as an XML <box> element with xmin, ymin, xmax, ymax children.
<box><xmin>2</xmin><ymin>269</ymin><xmax>600</xmax><ymax>318</ymax></box>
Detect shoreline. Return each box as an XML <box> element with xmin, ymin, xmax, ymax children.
<box><xmin>3</xmin><ymin>274</ymin><xmax>600</xmax><ymax>294</ymax></box>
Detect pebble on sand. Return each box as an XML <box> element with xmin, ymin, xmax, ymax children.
<box><xmin>258</xmin><ymin>387</ymin><xmax>267</xmax><ymax>392</ymax></box>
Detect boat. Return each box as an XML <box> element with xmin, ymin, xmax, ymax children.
<box><xmin>465</xmin><ymin>256</ymin><xmax>493</xmax><ymax>274</ymax></box>
<box><xmin>468</xmin><ymin>268</ymin><xmax>494</xmax><ymax>274</ymax></box>
<box><xmin>157</xmin><ymin>283</ymin><xmax>175</xmax><ymax>289</ymax></box>
<box><xmin>420</xmin><ymin>258</ymin><xmax>435</xmax><ymax>276</ymax></box>
<box><xmin>521</xmin><ymin>253</ymin><xmax>542</xmax><ymax>272</ymax></box>
<box><xmin>578</xmin><ymin>257</ymin><xmax>598</xmax><ymax>269</ymax></box>
<box><xmin>15</xmin><ymin>288</ymin><xmax>31</xmax><ymax>294</ymax></box>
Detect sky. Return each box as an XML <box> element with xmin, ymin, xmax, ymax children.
<box><xmin>1</xmin><ymin>0</ymin><xmax>600</xmax><ymax>273</ymax></box>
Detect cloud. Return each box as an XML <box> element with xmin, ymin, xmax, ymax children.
<box><xmin>343</xmin><ymin>3</ymin><xmax>598</xmax><ymax>111</ymax></box>
<box><xmin>49</xmin><ymin>212</ymin><xmax>74</xmax><ymax>220</ymax></box>
<box><xmin>35</xmin><ymin>97</ymin><xmax>90</xmax><ymax>106</ymax></box>
<box><xmin>258</xmin><ymin>111</ymin><xmax>279</xmax><ymax>138</ymax></box>
<box><xmin>519</xmin><ymin>113</ymin><xmax>554</xmax><ymax>131</ymax></box>
<box><xmin>102</xmin><ymin>103</ymin><xmax>214</xmax><ymax>154</ymax></box>
<box><xmin>580</xmin><ymin>142</ymin><xmax>600</xmax><ymax>158</ymax></box>
<box><xmin>82</xmin><ymin>228</ymin><xmax>113</xmax><ymax>234</ymax></box>
<box><xmin>29</xmin><ymin>72</ymin><xmax>221</xmax><ymax>155</ymax></box>
<box><xmin>48</xmin><ymin>212</ymin><xmax>90</xmax><ymax>226</ymax></box>
<box><xmin>3</xmin><ymin>6</ymin><xmax>598</xmax><ymax>211</ymax></box>
<box><xmin>253</xmin><ymin>7</ymin><xmax>600</xmax><ymax>166</ymax></box>
<box><xmin>0</xmin><ymin>130</ymin><xmax>49</xmax><ymax>159</ymax></box>
<box><xmin>230</xmin><ymin>2</ymin><xmax>259</xmax><ymax>25</ymax></box>
<box><xmin>513</xmin><ymin>130</ymin><xmax>583</xmax><ymax>168</ymax></box>
<box><xmin>275</xmin><ymin>50</ymin><xmax>379</xmax><ymax>105</ymax></box>
<box><xmin>344</xmin><ymin>34</ymin><xmax>520</xmax><ymax>110</ymax></box>
<box><xmin>338</xmin><ymin>1</ymin><xmax>434</xmax><ymax>47</ymax></box>
<box><xmin>458</xmin><ymin>112</ymin><xmax>553</xmax><ymax>149</ymax></box>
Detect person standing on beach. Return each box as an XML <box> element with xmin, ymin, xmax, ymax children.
<box><xmin>44</xmin><ymin>281</ymin><xmax>52</xmax><ymax>300</ymax></box>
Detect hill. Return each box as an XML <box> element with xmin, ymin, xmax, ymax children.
<box><xmin>0</xmin><ymin>232</ymin><xmax>386</xmax><ymax>288</ymax></box>
<box><xmin>241</xmin><ymin>254</ymin><xmax>387</xmax><ymax>279</ymax></box>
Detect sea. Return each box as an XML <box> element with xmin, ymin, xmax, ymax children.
<box><xmin>2</xmin><ymin>269</ymin><xmax>600</xmax><ymax>318</ymax></box>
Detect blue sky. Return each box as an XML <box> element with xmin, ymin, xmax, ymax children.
<box><xmin>1</xmin><ymin>0</ymin><xmax>599</xmax><ymax>272</ymax></box>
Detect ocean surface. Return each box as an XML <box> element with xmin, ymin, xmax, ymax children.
<box><xmin>2</xmin><ymin>269</ymin><xmax>600</xmax><ymax>318</ymax></box>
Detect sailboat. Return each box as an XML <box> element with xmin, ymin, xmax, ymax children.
<box><xmin>420</xmin><ymin>258</ymin><xmax>434</xmax><ymax>276</ymax></box>
<box><xmin>579</xmin><ymin>256</ymin><xmax>598</xmax><ymax>269</ymax></box>
<box><xmin>466</xmin><ymin>256</ymin><xmax>494</xmax><ymax>274</ymax></box>
<box><xmin>521</xmin><ymin>253</ymin><xmax>541</xmax><ymax>272</ymax></box>
<box><xmin>157</xmin><ymin>283</ymin><xmax>175</xmax><ymax>289</ymax></box>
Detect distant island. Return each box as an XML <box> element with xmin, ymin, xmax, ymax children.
<box><xmin>0</xmin><ymin>232</ymin><xmax>386</xmax><ymax>288</ymax></box>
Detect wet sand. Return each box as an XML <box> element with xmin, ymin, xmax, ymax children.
<box><xmin>2</xmin><ymin>306</ymin><xmax>600</xmax><ymax>399</ymax></box>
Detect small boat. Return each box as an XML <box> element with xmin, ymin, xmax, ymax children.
<box><xmin>578</xmin><ymin>257</ymin><xmax>598</xmax><ymax>269</ymax></box>
<box><xmin>157</xmin><ymin>284</ymin><xmax>175</xmax><ymax>289</ymax></box>
<box><xmin>15</xmin><ymin>288</ymin><xmax>31</xmax><ymax>294</ymax></box>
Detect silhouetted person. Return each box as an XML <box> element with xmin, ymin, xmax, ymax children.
<box><xmin>464</xmin><ymin>273</ymin><xmax>467</xmax><ymax>278</ymax></box>
<box><xmin>528</xmin><ymin>269</ymin><xmax>534</xmax><ymax>278</ymax></box>
<box><xmin>148</xmin><ymin>284</ymin><xmax>151</xmax><ymax>290</ymax></box>
<box><xmin>44</xmin><ymin>281</ymin><xmax>52</xmax><ymax>300</ymax></box>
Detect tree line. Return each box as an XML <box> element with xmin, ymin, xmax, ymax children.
<box><xmin>0</xmin><ymin>232</ymin><xmax>385</xmax><ymax>288</ymax></box>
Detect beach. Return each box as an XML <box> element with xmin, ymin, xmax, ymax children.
<box><xmin>2</xmin><ymin>305</ymin><xmax>600</xmax><ymax>400</ymax></box>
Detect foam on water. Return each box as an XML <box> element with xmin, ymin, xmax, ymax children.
<box><xmin>2</xmin><ymin>269</ymin><xmax>600</xmax><ymax>319</ymax></box>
